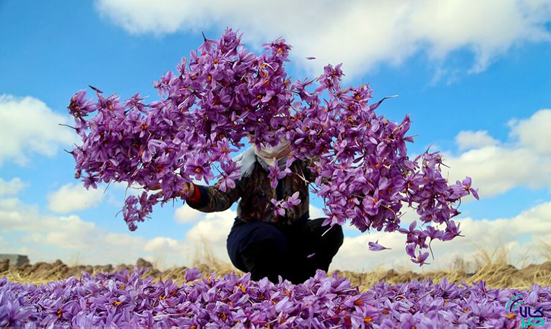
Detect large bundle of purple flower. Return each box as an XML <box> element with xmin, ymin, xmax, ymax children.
<box><xmin>1</xmin><ymin>268</ymin><xmax>546</xmax><ymax>328</ymax></box>
<box><xmin>67</xmin><ymin>29</ymin><xmax>478</xmax><ymax>265</ymax></box>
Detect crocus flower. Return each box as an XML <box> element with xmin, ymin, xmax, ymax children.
<box><xmin>362</xmin><ymin>192</ymin><xmax>382</xmax><ymax>216</ymax></box>
<box><xmin>184</xmin><ymin>268</ymin><xmax>201</xmax><ymax>282</ymax></box>
<box><xmin>186</xmin><ymin>153</ymin><xmax>214</xmax><ymax>183</ymax></box>
<box><xmin>281</xmin><ymin>191</ymin><xmax>301</xmax><ymax>208</ymax></box>
<box><xmin>412</xmin><ymin>251</ymin><xmax>430</xmax><ymax>266</ymax></box>
<box><xmin>462</xmin><ymin>177</ymin><xmax>480</xmax><ymax>200</ymax></box>
<box><xmin>368</xmin><ymin>240</ymin><xmax>390</xmax><ymax>251</ymax></box>
<box><xmin>216</xmin><ymin>161</ymin><xmax>240</xmax><ymax>192</ymax></box>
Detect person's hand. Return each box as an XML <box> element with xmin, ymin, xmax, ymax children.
<box><xmin>150</xmin><ymin>184</ymin><xmax>164</xmax><ymax>198</ymax></box>
<box><xmin>151</xmin><ymin>183</ymin><xmax>195</xmax><ymax>199</ymax></box>
<box><xmin>178</xmin><ymin>182</ymin><xmax>195</xmax><ymax>199</ymax></box>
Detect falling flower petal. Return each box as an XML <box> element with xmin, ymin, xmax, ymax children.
<box><xmin>368</xmin><ymin>240</ymin><xmax>390</xmax><ymax>251</ymax></box>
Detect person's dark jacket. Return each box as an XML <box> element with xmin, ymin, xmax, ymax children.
<box><xmin>187</xmin><ymin>158</ymin><xmax>317</xmax><ymax>226</ymax></box>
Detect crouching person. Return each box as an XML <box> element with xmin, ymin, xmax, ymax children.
<box><xmin>183</xmin><ymin>135</ymin><xmax>343</xmax><ymax>284</ymax></box>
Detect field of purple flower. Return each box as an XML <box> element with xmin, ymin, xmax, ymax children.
<box><xmin>2</xmin><ymin>266</ymin><xmax>550</xmax><ymax>328</ymax></box>
<box><xmin>2</xmin><ymin>247</ymin><xmax>551</xmax><ymax>328</ymax></box>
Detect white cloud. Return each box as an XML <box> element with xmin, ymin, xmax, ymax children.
<box><xmin>0</xmin><ymin>95</ymin><xmax>77</xmax><ymax>166</ymax></box>
<box><xmin>0</xmin><ymin>195</ymin><xmax>148</xmax><ymax>265</ymax></box>
<box><xmin>95</xmin><ymin>0</ymin><xmax>551</xmax><ymax>78</ymax></box>
<box><xmin>47</xmin><ymin>183</ymin><xmax>106</xmax><ymax>213</ymax></box>
<box><xmin>445</xmin><ymin>145</ymin><xmax>550</xmax><ymax>197</ymax></box>
<box><xmin>143</xmin><ymin>237</ymin><xmax>188</xmax><ymax>268</ymax></box>
<box><xmin>0</xmin><ymin>176</ymin><xmax>232</xmax><ymax>270</ymax></box>
<box><xmin>174</xmin><ymin>204</ymin><xmax>203</xmax><ymax>223</ymax></box>
<box><xmin>309</xmin><ymin>204</ymin><xmax>324</xmax><ymax>219</ymax></box>
<box><xmin>0</xmin><ymin>177</ymin><xmax>26</xmax><ymax>197</ymax></box>
<box><xmin>510</xmin><ymin>109</ymin><xmax>551</xmax><ymax>155</ymax></box>
<box><xmin>444</xmin><ymin>109</ymin><xmax>551</xmax><ymax>198</ymax></box>
<box><xmin>183</xmin><ymin>209</ymin><xmax>236</xmax><ymax>264</ymax></box>
<box><xmin>144</xmin><ymin>237</ymin><xmax>183</xmax><ymax>253</ymax></box>
<box><xmin>0</xmin><ymin>179</ymin><xmax>190</xmax><ymax>268</ymax></box>
<box><xmin>332</xmin><ymin>201</ymin><xmax>551</xmax><ymax>272</ymax></box>
<box><xmin>455</xmin><ymin>130</ymin><xmax>499</xmax><ymax>150</ymax></box>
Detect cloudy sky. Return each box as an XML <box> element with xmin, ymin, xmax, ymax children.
<box><xmin>1</xmin><ymin>0</ymin><xmax>551</xmax><ymax>273</ymax></box>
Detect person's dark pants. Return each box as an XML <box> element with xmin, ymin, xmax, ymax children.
<box><xmin>226</xmin><ymin>217</ymin><xmax>344</xmax><ymax>284</ymax></box>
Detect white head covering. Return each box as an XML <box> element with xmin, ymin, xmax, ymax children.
<box><xmin>232</xmin><ymin>146</ymin><xmax>256</xmax><ymax>179</ymax></box>
<box><xmin>233</xmin><ymin>134</ymin><xmax>291</xmax><ymax>179</ymax></box>
<box><xmin>253</xmin><ymin>135</ymin><xmax>291</xmax><ymax>168</ymax></box>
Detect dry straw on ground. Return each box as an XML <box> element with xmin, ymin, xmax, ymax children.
<box><xmin>2</xmin><ymin>241</ymin><xmax>550</xmax><ymax>290</ymax></box>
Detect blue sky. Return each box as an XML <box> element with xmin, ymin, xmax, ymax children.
<box><xmin>1</xmin><ymin>0</ymin><xmax>551</xmax><ymax>271</ymax></box>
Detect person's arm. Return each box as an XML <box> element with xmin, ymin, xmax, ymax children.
<box><xmin>186</xmin><ymin>175</ymin><xmax>248</xmax><ymax>213</ymax></box>
<box><xmin>186</xmin><ymin>184</ymin><xmax>202</xmax><ymax>204</ymax></box>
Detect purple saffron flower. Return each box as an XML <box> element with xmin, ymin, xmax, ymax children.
<box><xmin>368</xmin><ymin>240</ymin><xmax>390</xmax><ymax>251</ymax></box>
<box><xmin>184</xmin><ymin>268</ymin><xmax>201</xmax><ymax>282</ymax></box>
<box><xmin>462</xmin><ymin>177</ymin><xmax>479</xmax><ymax>200</ymax></box>
<box><xmin>216</xmin><ymin>161</ymin><xmax>240</xmax><ymax>192</ymax></box>
<box><xmin>362</xmin><ymin>193</ymin><xmax>382</xmax><ymax>216</ymax></box>
<box><xmin>281</xmin><ymin>191</ymin><xmax>301</xmax><ymax>208</ymax></box>
<box><xmin>412</xmin><ymin>251</ymin><xmax>430</xmax><ymax>266</ymax></box>
<box><xmin>186</xmin><ymin>153</ymin><xmax>214</xmax><ymax>183</ymax></box>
